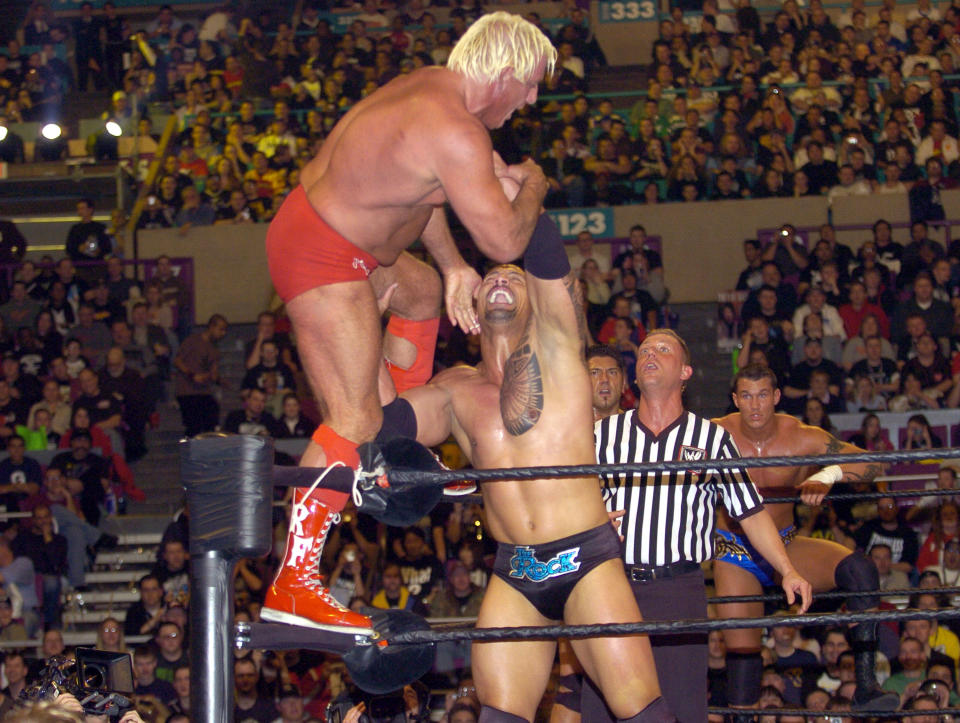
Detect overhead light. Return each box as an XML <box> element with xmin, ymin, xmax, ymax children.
<box><xmin>0</xmin><ymin>126</ymin><xmax>6</xmax><ymax>142</ymax></box>
<box><xmin>41</xmin><ymin>123</ymin><xmax>62</xmax><ymax>140</ymax></box>
<box><xmin>105</xmin><ymin>121</ymin><xmax>122</xmax><ymax>137</ymax></box>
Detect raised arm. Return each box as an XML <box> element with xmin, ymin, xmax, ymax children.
<box><xmin>435</xmin><ymin>121</ymin><xmax>547</xmax><ymax>263</ymax></box>
<box><xmin>419</xmin><ymin>206</ymin><xmax>482</xmax><ymax>334</ymax></box>
<box><xmin>523</xmin><ymin>214</ymin><xmax>587</xmax><ymax>350</ymax></box>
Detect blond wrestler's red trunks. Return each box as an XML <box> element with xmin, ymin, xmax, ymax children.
<box><xmin>266</xmin><ymin>185</ymin><xmax>379</xmax><ymax>303</ymax></box>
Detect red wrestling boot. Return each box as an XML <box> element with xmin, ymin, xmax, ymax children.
<box><xmin>261</xmin><ymin>487</ymin><xmax>373</xmax><ymax>633</ymax></box>
<box><xmin>262</xmin><ymin>426</ymin><xmax>373</xmax><ymax>634</ymax></box>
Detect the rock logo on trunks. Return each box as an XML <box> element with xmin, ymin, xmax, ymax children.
<box><xmin>509</xmin><ymin>546</ymin><xmax>582</xmax><ymax>582</ymax></box>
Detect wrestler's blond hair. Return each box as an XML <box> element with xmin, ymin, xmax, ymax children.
<box><xmin>447</xmin><ymin>11</ymin><xmax>557</xmax><ymax>85</ymax></box>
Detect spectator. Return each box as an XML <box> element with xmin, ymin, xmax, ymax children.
<box><xmin>892</xmin><ymin>273</ymin><xmax>954</xmax><ymax>349</ymax></box>
<box><xmin>99</xmin><ymin>347</ymin><xmax>148</xmax><ymax>461</ymax></box>
<box><xmin>371</xmin><ymin>562</ymin><xmax>428</xmax><ymax>615</ymax></box>
<box><xmin>0</xmin><ymin>538</ymin><xmax>38</xmax><ymax>635</ymax></box>
<box><xmin>907</xmin><ymin>466</ymin><xmax>960</xmax><ymax>525</ymax></box>
<box><xmin>168</xmin><ymin>665</ymin><xmax>191</xmax><ymax>719</ymax></box>
<box><xmin>242</xmin><ymin>340</ymin><xmax>296</xmax><ymax>396</ymax></box>
<box><xmin>882</xmin><ymin>636</ymin><xmax>930</xmax><ymax>700</ymax></box>
<box><xmin>222</xmin><ymin>388</ymin><xmax>282</xmax><ymax>437</ymax></box>
<box><xmin>917</xmin><ymin>503</ymin><xmax>960</xmax><ymax>573</ymax></box>
<box><xmin>174</xmin><ymin>314</ymin><xmax>227</xmax><ymax>436</ymax></box>
<box><xmin>65</xmin><ymin>199</ymin><xmax>112</xmax><ymax>263</ymax></box>
<box><xmin>784</xmin><ymin>337</ymin><xmax>844</xmax><ymax>406</ymax></box>
<box><xmin>792</xmin><ymin>286</ymin><xmax>847</xmax><ymax>343</ymax></box>
<box><xmin>1</xmin><ymin>653</ymin><xmax>28</xmax><ymax>700</ymax></box>
<box><xmin>234</xmin><ymin>656</ymin><xmax>275</xmax><ymax>723</ymax></box>
<box><xmin>429</xmin><ymin>560</ymin><xmax>484</xmax><ymax>681</ymax></box>
<box><xmin>769</xmin><ymin>621</ymin><xmax>819</xmax><ymax>705</ymax></box>
<box><xmin>394</xmin><ymin>527</ymin><xmax>443</xmax><ymax>604</ymax></box>
<box><xmin>68</xmin><ymin>304</ymin><xmax>112</xmax><ymax>369</ymax></box>
<box><xmin>855</xmin><ymin>496</ymin><xmax>919</xmax><ymax>574</ymax></box>
<box><xmin>103</xmin><ymin>256</ymin><xmax>140</xmax><ymax>309</ymax></box>
<box><xmin>125</xmin><ymin>574</ymin><xmax>166</xmax><ymax>637</ymax></box>
<box><xmin>29</xmin><ymin>379</ymin><xmax>72</xmax><ymax>437</ymax></box>
<box><xmin>133</xmin><ymin>644</ymin><xmax>177</xmax><ymax>705</ymax></box>
<box><xmin>275</xmin><ymin>394</ymin><xmax>315</xmax><ymax>439</ymax></box>
<box><xmin>839</xmin><ymin>282</ymin><xmax>890</xmax><ymax>341</ymax></box>
<box><xmin>73</xmin><ymin>367</ymin><xmax>122</xmax><ymax>436</ymax></box>
<box><xmin>152</xmin><ymin>539</ymin><xmax>189</xmax><ymax>606</ymax></box>
<box><xmin>848</xmin><ymin>413</ymin><xmax>894</xmax><ymax>453</ymax></box>
<box><xmin>12</xmin><ymin>504</ymin><xmax>67</xmax><ymax>628</ymax></box>
<box><xmin>0</xmin><ymin>281</ymin><xmax>41</xmax><ymax>333</ymax></box>
<box><xmin>0</xmin><ymin>379</ymin><xmax>30</xmax><ymax>448</ymax></box>
<box><xmin>0</xmin><ymin>596</ymin><xmax>26</xmax><ymax>643</ymax></box>
<box><xmin>0</xmin><ymin>434</ymin><xmax>41</xmax><ymax>511</ymax></box>
<box><xmin>49</xmin><ymin>428</ymin><xmax>110</xmax><ymax>526</ymax></box>
<box><xmin>567</xmin><ymin>230</ymin><xmax>612</xmax><ymax>277</ymax></box>
<box><xmin>96</xmin><ymin>615</ymin><xmax>127</xmax><ymax>652</ymax></box>
<box><xmin>869</xmin><ymin>544</ymin><xmax>911</xmax><ymax>601</ymax></box>
<box><xmin>849</xmin><ymin>336</ymin><xmax>900</xmax><ymax>399</ymax></box>
<box><xmin>154</xmin><ymin>621</ymin><xmax>188</xmax><ymax>683</ymax></box>
<box><xmin>903</xmin><ymin>413</ymin><xmax>944</xmax><ymax>450</ymax></box>
<box><xmin>889</xmin><ymin>371</ymin><xmax>941</xmax><ymax>412</ymax></box>
<box><xmin>174</xmin><ymin>185</ymin><xmax>215</xmax><ymax>232</ymax></box>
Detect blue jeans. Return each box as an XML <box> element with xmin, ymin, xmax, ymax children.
<box><xmin>51</xmin><ymin>504</ymin><xmax>102</xmax><ymax>587</ymax></box>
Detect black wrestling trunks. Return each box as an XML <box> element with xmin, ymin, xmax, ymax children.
<box><xmin>492</xmin><ymin>522</ymin><xmax>623</xmax><ymax>621</ymax></box>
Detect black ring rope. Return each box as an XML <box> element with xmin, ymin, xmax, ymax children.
<box><xmin>709</xmin><ymin>586</ymin><xmax>960</xmax><ymax>605</ymax></box>
<box><xmin>387</xmin><ymin>448</ymin><xmax>960</xmax><ymax>486</ymax></box>
<box><xmin>387</xmin><ymin>607</ymin><xmax>960</xmax><ymax>646</ymax></box>
<box><xmin>707</xmin><ymin>707</ymin><xmax>960</xmax><ymax>718</ymax></box>
<box><xmin>445</xmin><ymin>487</ymin><xmax>960</xmax><ymax>507</ymax></box>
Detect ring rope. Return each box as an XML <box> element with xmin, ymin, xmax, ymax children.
<box><xmin>447</xmin><ymin>487</ymin><xmax>960</xmax><ymax>506</ymax></box>
<box><xmin>387</xmin><ymin>447</ymin><xmax>960</xmax><ymax>486</ymax></box>
<box><xmin>709</xmin><ymin>585</ymin><xmax>960</xmax><ymax>605</ymax></box>
<box><xmin>707</xmin><ymin>707</ymin><xmax>960</xmax><ymax>718</ymax></box>
<box><xmin>386</xmin><ymin>607</ymin><xmax>960</xmax><ymax>646</ymax></box>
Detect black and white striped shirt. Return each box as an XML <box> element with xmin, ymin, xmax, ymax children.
<box><xmin>595</xmin><ymin>410</ymin><xmax>764</xmax><ymax>567</ymax></box>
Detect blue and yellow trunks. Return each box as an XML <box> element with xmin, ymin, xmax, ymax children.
<box><xmin>713</xmin><ymin>526</ymin><xmax>797</xmax><ymax>587</ymax></box>
<box><xmin>492</xmin><ymin>522</ymin><xmax>622</xmax><ymax>621</ymax></box>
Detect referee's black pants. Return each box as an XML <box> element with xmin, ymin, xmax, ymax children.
<box><xmin>580</xmin><ymin>568</ymin><xmax>707</xmax><ymax>723</ymax></box>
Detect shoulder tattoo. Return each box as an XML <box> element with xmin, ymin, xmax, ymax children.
<box><xmin>500</xmin><ymin>337</ymin><xmax>544</xmax><ymax>436</ymax></box>
<box><xmin>825</xmin><ymin>436</ymin><xmax>843</xmax><ymax>455</ymax></box>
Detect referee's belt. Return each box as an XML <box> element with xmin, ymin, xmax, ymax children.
<box><xmin>627</xmin><ymin>560</ymin><xmax>700</xmax><ymax>583</ymax></box>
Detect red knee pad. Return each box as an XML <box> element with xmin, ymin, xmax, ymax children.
<box><xmin>384</xmin><ymin>316</ymin><xmax>440</xmax><ymax>393</ymax></box>
<box><xmin>307</xmin><ymin>424</ymin><xmax>361</xmax><ymax>509</ymax></box>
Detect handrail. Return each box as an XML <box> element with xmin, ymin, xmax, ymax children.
<box><xmin>126</xmin><ymin>113</ymin><xmax>179</xmax><ymax>259</ymax></box>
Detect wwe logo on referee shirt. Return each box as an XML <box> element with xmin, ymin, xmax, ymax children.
<box><xmin>679</xmin><ymin>445</ymin><xmax>706</xmax><ymax>479</ymax></box>
<box><xmin>509</xmin><ymin>546</ymin><xmax>581</xmax><ymax>582</ymax></box>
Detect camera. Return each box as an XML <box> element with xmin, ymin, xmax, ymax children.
<box><xmin>22</xmin><ymin>649</ymin><xmax>134</xmax><ymax>721</ymax></box>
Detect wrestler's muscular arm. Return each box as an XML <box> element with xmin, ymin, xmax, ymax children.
<box><xmin>420</xmin><ymin>207</ymin><xmax>482</xmax><ymax>334</ymax></box>
<box><xmin>433</xmin><ymin>116</ymin><xmax>547</xmax><ymax>263</ymax></box>
<box><xmin>797</xmin><ymin>425</ymin><xmax>886</xmax><ymax>506</ymax></box>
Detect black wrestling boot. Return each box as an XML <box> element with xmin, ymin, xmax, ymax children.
<box><xmin>850</xmin><ymin>623</ymin><xmax>900</xmax><ymax>712</ymax></box>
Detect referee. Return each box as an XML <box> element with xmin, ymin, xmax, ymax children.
<box><xmin>580</xmin><ymin>329</ymin><xmax>812</xmax><ymax>723</ymax></box>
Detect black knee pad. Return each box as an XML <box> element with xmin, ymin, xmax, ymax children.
<box><xmin>618</xmin><ymin>697</ymin><xmax>677</xmax><ymax>723</ymax></box>
<box><xmin>835</xmin><ymin>552</ymin><xmax>880</xmax><ymax>612</ymax></box>
<box><xmin>725</xmin><ymin>651</ymin><xmax>762</xmax><ymax>706</ymax></box>
<box><xmin>375</xmin><ymin>397</ymin><xmax>418</xmax><ymax>446</ymax></box>
<box><xmin>479</xmin><ymin>705</ymin><xmax>529</xmax><ymax>723</ymax></box>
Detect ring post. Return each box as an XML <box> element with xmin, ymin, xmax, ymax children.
<box><xmin>182</xmin><ymin>434</ymin><xmax>274</xmax><ymax>723</ymax></box>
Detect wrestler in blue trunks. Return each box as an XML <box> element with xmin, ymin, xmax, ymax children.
<box><xmin>714</xmin><ymin>526</ymin><xmax>798</xmax><ymax>587</ymax></box>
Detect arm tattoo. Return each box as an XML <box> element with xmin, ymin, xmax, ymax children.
<box><xmin>563</xmin><ymin>273</ymin><xmax>588</xmax><ymax>346</ymax></box>
<box><xmin>844</xmin><ymin>463</ymin><xmax>883</xmax><ymax>484</ymax></box>
<box><xmin>825</xmin><ymin>436</ymin><xmax>843</xmax><ymax>455</ymax></box>
<box><xmin>500</xmin><ymin>336</ymin><xmax>544</xmax><ymax>436</ymax></box>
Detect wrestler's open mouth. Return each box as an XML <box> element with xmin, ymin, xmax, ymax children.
<box><xmin>487</xmin><ymin>288</ymin><xmax>515</xmax><ymax>305</ymax></box>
